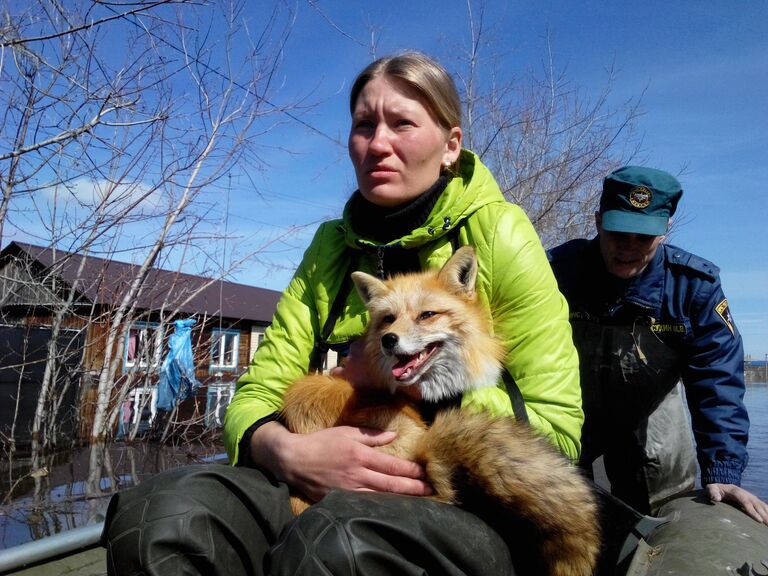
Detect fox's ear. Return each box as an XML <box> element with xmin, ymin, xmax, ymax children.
<box><xmin>438</xmin><ymin>245</ymin><xmax>477</xmax><ymax>297</ymax></box>
<box><xmin>352</xmin><ymin>271</ymin><xmax>388</xmax><ymax>305</ymax></box>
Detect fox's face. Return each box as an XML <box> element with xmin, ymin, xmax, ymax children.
<box><xmin>352</xmin><ymin>247</ymin><xmax>504</xmax><ymax>402</ymax></box>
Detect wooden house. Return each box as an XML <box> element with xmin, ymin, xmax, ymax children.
<box><xmin>0</xmin><ymin>241</ymin><xmax>282</xmax><ymax>444</ymax></box>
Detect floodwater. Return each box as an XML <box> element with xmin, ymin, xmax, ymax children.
<box><xmin>0</xmin><ymin>441</ymin><xmax>226</xmax><ymax>549</ymax></box>
<box><xmin>742</xmin><ymin>382</ymin><xmax>768</xmax><ymax>500</ymax></box>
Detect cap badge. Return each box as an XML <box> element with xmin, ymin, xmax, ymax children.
<box><xmin>629</xmin><ymin>186</ymin><xmax>652</xmax><ymax>208</ymax></box>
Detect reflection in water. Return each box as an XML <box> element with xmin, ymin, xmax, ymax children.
<box><xmin>0</xmin><ymin>441</ymin><xmax>225</xmax><ymax>549</ymax></box>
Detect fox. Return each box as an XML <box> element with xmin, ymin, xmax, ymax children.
<box><xmin>280</xmin><ymin>246</ymin><xmax>600</xmax><ymax>576</ymax></box>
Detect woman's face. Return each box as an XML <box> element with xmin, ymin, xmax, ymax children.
<box><xmin>348</xmin><ymin>76</ymin><xmax>461</xmax><ymax>208</ymax></box>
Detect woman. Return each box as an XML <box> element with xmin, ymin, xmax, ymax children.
<box><xmin>104</xmin><ymin>52</ymin><xmax>582</xmax><ymax>576</ymax></box>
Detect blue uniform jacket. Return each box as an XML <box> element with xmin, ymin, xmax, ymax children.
<box><xmin>548</xmin><ymin>238</ymin><xmax>748</xmax><ymax>486</ymax></box>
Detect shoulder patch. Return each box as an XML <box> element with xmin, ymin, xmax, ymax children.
<box><xmin>715</xmin><ymin>299</ymin><xmax>735</xmax><ymax>335</ymax></box>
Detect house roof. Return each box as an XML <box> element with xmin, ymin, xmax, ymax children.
<box><xmin>0</xmin><ymin>241</ymin><xmax>283</xmax><ymax>323</ymax></box>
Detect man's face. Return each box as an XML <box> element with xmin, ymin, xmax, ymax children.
<box><xmin>596</xmin><ymin>212</ymin><xmax>665</xmax><ymax>279</ymax></box>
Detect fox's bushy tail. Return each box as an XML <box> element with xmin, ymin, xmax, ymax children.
<box><xmin>416</xmin><ymin>409</ymin><xmax>600</xmax><ymax>576</ymax></box>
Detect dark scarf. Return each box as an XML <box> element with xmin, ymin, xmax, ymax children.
<box><xmin>347</xmin><ymin>176</ymin><xmax>449</xmax><ymax>276</ymax></box>
<box><xmin>348</xmin><ymin>175</ymin><xmax>449</xmax><ymax>243</ymax></box>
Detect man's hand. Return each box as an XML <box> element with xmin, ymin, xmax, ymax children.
<box><xmin>705</xmin><ymin>483</ymin><xmax>768</xmax><ymax>524</ymax></box>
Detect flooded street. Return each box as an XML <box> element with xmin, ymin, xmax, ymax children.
<box><xmin>0</xmin><ymin>441</ymin><xmax>226</xmax><ymax>549</ymax></box>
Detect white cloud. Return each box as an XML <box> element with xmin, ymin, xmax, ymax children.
<box><xmin>48</xmin><ymin>177</ymin><xmax>167</xmax><ymax>214</ymax></box>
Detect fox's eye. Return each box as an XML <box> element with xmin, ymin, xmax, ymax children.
<box><xmin>381</xmin><ymin>314</ymin><xmax>396</xmax><ymax>325</ymax></box>
<box><xmin>419</xmin><ymin>311</ymin><xmax>437</xmax><ymax>320</ymax></box>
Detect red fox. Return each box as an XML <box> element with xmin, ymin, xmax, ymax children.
<box><xmin>281</xmin><ymin>246</ymin><xmax>600</xmax><ymax>576</ymax></box>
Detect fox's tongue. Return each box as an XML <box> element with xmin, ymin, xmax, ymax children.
<box><xmin>391</xmin><ymin>344</ymin><xmax>437</xmax><ymax>381</ymax></box>
<box><xmin>392</xmin><ymin>355</ymin><xmax>420</xmax><ymax>380</ymax></box>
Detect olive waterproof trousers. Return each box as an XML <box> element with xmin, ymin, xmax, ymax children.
<box><xmin>102</xmin><ymin>464</ymin><xmax>517</xmax><ymax>576</ymax></box>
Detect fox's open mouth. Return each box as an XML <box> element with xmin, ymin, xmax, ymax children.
<box><xmin>391</xmin><ymin>342</ymin><xmax>441</xmax><ymax>381</ymax></box>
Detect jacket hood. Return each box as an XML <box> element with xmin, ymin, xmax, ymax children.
<box><xmin>339</xmin><ymin>149</ymin><xmax>505</xmax><ymax>250</ymax></box>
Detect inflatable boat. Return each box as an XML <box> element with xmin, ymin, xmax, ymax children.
<box><xmin>1</xmin><ymin>491</ymin><xmax>767</xmax><ymax>575</ymax></box>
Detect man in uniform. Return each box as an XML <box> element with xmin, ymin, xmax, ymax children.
<box><xmin>548</xmin><ymin>165</ymin><xmax>768</xmax><ymax>523</ymax></box>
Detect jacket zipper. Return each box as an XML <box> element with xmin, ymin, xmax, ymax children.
<box><xmin>376</xmin><ymin>247</ymin><xmax>385</xmax><ymax>279</ymax></box>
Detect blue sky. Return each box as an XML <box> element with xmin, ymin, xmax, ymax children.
<box><xmin>6</xmin><ymin>1</ymin><xmax>767</xmax><ymax>357</ymax></box>
<box><xmin>226</xmin><ymin>1</ymin><xmax>768</xmax><ymax>357</ymax></box>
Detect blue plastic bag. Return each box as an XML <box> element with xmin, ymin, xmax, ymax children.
<box><xmin>157</xmin><ymin>318</ymin><xmax>200</xmax><ymax>411</ymax></box>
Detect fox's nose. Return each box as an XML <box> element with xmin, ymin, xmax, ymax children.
<box><xmin>381</xmin><ymin>333</ymin><xmax>399</xmax><ymax>350</ymax></box>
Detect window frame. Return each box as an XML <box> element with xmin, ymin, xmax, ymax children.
<box><xmin>210</xmin><ymin>328</ymin><xmax>240</xmax><ymax>371</ymax></box>
<box><xmin>205</xmin><ymin>381</ymin><xmax>237</xmax><ymax>428</ymax></box>
<box><xmin>123</xmin><ymin>321</ymin><xmax>163</xmax><ymax>371</ymax></box>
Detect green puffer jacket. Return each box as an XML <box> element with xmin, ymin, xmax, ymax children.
<box><xmin>224</xmin><ymin>150</ymin><xmax>583</xmax><ymax>463</ymax></box>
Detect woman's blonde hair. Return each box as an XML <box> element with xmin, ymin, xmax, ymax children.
<box><xmin>349</xmin><ymin>52</ymin><xmax>462</xmax><ymax>132</ymax></box>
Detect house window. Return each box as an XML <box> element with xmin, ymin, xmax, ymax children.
<box><xmin>249</xmin><ymin>328</ymin><xmax>265</xmax><ymax>362</ymax></box>
<box><xmin>210</xmin><ymin>329</ymin><xmax>239</xmax><ymax>370</ymax></box>
<box><xmin>124</xmin><ymin>322</ymin><xmax>162</xmax><ymax>370</ymax></box>
<box><xmin>205</xmin><ymin>381</ymin><xmax>236</xmax><ymax>428</ymax></box>
<box><xmin>117</xmin><ymin>386</ymin><xmax>158</xmax><ymax>438</ymax></box>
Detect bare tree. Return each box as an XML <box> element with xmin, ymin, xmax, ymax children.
<box><xmin>0</xmin><ymin>0</ymin><xmax>304</xmax><ymax>452</ymax></box>
<box><xmin>0</xmin><ymin>0</ymin><xmax>648</xmax><ymax>462</ymax></box>
<box><xmin>454</xmin><ymin>3</ymin><xmax>645</xmax><ymax>248</ymax></box>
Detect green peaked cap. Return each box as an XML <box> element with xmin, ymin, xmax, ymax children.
<box><xmin>600</xmin><ymin>166</ymin><xmax>683</xmax><ymax>236</ymax></box>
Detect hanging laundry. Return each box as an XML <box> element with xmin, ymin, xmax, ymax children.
<box><xmin>157</xmin><ymin>318</ymin><xmax>200</xmax><ymax>411</ymax></box>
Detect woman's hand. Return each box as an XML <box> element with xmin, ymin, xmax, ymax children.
<box><xmin>705</xmin><ymin>483</ymin><xmax>768</xmax><ymax>524</ymax></box>
<box><xmin>250</xmin><ymin>420</ymin><xmax>432</xmax><ymax>504</ymax></box>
